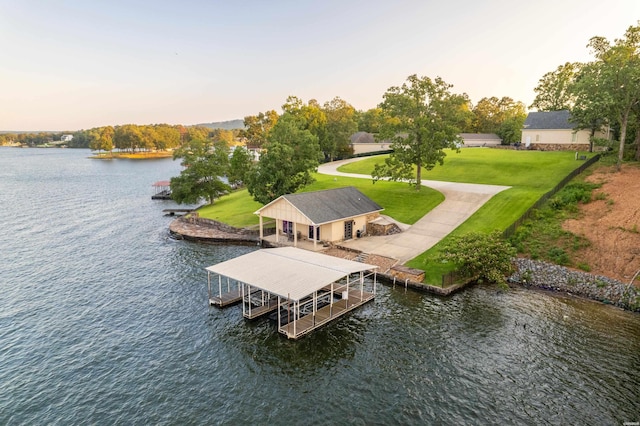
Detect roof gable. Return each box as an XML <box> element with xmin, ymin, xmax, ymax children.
<box><xmin>524</xmin><ymin>110</ymin><xmax>574</xmax><ymax>130</ymax></box>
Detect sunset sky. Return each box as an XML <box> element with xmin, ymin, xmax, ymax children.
<box><xmin>1</xmin><ymin>0</ymin><xmax>638</xmax><ymax>131</ymax></box>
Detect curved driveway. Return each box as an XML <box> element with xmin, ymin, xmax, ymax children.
<box><xmin>317</xmin><ymin>157</ymin><xmax>510</xmax><ymax>264</ymax></box>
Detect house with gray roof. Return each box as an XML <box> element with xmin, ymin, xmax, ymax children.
<box><xmin>349</xmin><ymin>132</ymin><xmax>393</xmax><ymax>155</ymax></box>
<box><xmin>521</xmin><ymin>110</ymin><xmax>609</xmax><ymax>151</ymax></box>
<box><xmin>459</xmin><ymin>133</ymin><xmax>502</xmax><ymax>147</ymax></box>
<box><xmin>255</xmin><ymin>187</ymin><xmax>383</xmax><ymax>249</ymax></box>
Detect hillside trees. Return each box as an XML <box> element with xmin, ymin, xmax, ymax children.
<box><xmin>372</xmin><ymin>74</ymin><xmax>471</xmax><ymax>189</ymax></box>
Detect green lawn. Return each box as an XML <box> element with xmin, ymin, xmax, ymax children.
<box><xmin>340</xmin><ymin>148</ymin><xmax>598</xmax><ymax>284</ymax></box>
<box><xmin>197</xmin><ymin>173</ymin><xmax>444</xmax><ymax>228</ymax></box>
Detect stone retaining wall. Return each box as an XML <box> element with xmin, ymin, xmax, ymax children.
<box><xmin>169</xmin><ymin>216</ymin><xmax>259</xmax><ymax>244</ymax></box>
<box><xmin>510</xmin><ymin>258</ymin><xmax>640</xmax><ymax>312</ymax></box>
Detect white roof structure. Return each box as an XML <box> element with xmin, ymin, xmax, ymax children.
<box><xmin>205</xmin><ymin>247</ymin><xmax>377</xmax><ymax>301</ymax></box>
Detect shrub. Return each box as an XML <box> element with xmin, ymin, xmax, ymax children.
<box><xmin>548</xmin><ymin>247</ymin><xmax>570</xmax><ymax>265</ymax></box>
<box><xmin>438</xmin><ymin>231</ymin><xmax>516</xmax><ymax>288</ymax></box>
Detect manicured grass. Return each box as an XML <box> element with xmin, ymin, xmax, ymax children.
<box><xmin>197</xmin><ymin>188</ymin><xmax>264</xmax><ymax>227</ymax></box>
<box><xmin>197</xmin><ymin>173</ymin><xmax>444</xmax><ymax>228</ymax></box>
<box><xmin>340</xmin><ymin>148</ymin><xmax>594</xmax><ymax>188</ymax></box>
<box><xmin>339</xmin><ymin>148</ymin><xmax>598</xmax><ymax>285</ymax></box>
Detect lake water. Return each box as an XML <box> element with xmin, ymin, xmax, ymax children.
<box><xmin>1</xmin><ymin>148</ymin><xmax>639</xmax><ymax>425</ymax></box>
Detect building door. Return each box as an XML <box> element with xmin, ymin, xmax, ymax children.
<box><xmin>344</xmin><ymin>220</ymin><xmax>353</xmax><ymax>240</ymax></box>
<box><xmin>308</xmin><ymin>225</ymin><xmax>320</xmax><ymax>241</ymax></box>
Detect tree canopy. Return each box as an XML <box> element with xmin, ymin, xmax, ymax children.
<box><xmin>170</xmin><ymin>139</ymin><xmax>231</xmax><ymax>205</ymax></box>
<box><xmin>372</xmin><ymin>74</ymin><xmax>471</xmax><ymax>189</ymax></box>
<box><xmin>530</xmin><ymin>62</ymin><xmax>581</xmax><ymax>112</ymax></box>
<box><xmin>245</xmin><ymin>113</ymin><xmax>321</xmax><ymax>204</ymax></box>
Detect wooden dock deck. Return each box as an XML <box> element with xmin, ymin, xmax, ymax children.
<box><xmin>209</xmin><ymin>290</ymin><xmax>242</xmax><ymax>307</ymax></box>
<box><xmin>279</xmin><ymin>290</ymin><xmax>375</xmax><ymax>339</ymax></box>
<box><xmin>243</xmin><ymin>291</ymin><xmax>279</xmax><ymax>319</ymax></box>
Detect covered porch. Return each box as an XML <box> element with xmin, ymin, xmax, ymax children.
<box><xmin>205</xmin><ymin>247</ymin><xmax>378</xmax><ymax>339</ymax></box>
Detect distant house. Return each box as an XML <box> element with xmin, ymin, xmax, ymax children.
<box><xmin>61</xmin><ymin>134</ymin><xmax>73</xmax><ymax>142</ymax></box>
<box><xmin>255</xmin><ymin>186</ymin><xmax>383</xmax><ymax>249</ymax></box>
<box><xmin>349</xmin><ymin>132</ymin><xmax>392</xmax><ymax>156</ymax></box>
<box><xmin>521</xmin><ymin>110</ymin><xmax>609</xmax><ymax>151</ymax></box>
<box><xmin>459</xmin><ymin>133</ymin><xmax>502</xmax><ymax>147</ymax></box>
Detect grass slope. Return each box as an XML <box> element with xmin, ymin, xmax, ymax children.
<box><xmin>340</xmin><ymin>148</ymin><xmax>597</xmax><ymax>284</ymax></box>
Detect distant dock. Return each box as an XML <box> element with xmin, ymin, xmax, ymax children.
<box><xmin>152</xmin><ymin>180</ymin><xmax>172</xmax><ymax>200</ymax></box>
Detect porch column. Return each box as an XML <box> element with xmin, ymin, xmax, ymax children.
<box><xmin>275</xmin><ymin>219</ymin><xmax>279</xmax><ymax>243</ymax></box>
<box><xmin>313</xmin><ymin>224</ymin><xmax>318</xmax><ymax>250</ymax></box>
<box><xmin>293</xmin><ymin>222</ymin><xmax>297</xmax><ymax>247</ymax></box>
<box><xmin>259</xmin><ymin>215</ymin><xmax>263</xmax><ymax>240</ymax></box>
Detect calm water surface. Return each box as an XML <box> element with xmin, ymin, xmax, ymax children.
<box><xmin>1</xmin><ymin>148</ymin><xmax>639</xmax><ymax>425</ymax></box>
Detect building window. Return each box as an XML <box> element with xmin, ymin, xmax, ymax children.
<box><xmin>571</xmin><ymin>132</ymin><xmax>577</xmax><ymax>142</ymax></box>
<box><xmin>535</xmin><ymin>134</ymin><xmax>540</xmax><ymax>142</ymax></box>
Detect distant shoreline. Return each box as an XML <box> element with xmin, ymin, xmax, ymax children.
<box><xmin>90</xmin><ymin>151</ymin><xmax>174</xmax><ymax>160</ymax></box>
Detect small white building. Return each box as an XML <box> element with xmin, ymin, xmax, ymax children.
<box><xmin>61</xmin><ymin>134</ymin><xmax>74</xmax><ymax>142</ymax></box>
<box><xmin>255</xmin><ymin>186</ymin><xmax>383</xmax><ymax>250</ymax></box>
<box><xmin>459</xmin><ymin>133</ymin><xmax>502</xmax><ymax>147</ymax></box>
<box><xmin>349</xmin><ymin>132</ymin><xmax>392</xmax><ymax>156</ymax></box>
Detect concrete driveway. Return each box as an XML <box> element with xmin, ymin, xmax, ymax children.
<box><xmin>317</xmin><ymin>157</ymin><xmax>510</xmax><ymax>263</ymax></box>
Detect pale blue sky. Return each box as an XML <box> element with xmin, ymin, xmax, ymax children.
<box><xmin>1</xmin><ymin>0</ymin><xmax>638</xmax><ymax>131</ymax></box>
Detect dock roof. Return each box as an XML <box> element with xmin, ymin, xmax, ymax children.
<box><xmin>205</xmin><ymin>247</ymin><xmax>377</xmax><ymax>301</ymax></box>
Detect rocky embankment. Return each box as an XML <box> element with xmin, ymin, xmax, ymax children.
<box><xmin>510</xmin><ymin>258</ymin><xmax>640</xmax><ymax>312</ymax></box>
<box><xmin>169</xmin><ymin>216</ymin><xmax>259</xmax><ymax>244</ymax></box>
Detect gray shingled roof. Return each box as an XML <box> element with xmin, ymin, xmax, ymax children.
<box><xmin>350</xmin><ymin>131</ymin><xmax>375</xmax><ymax>144</ymax></box>
<box><xmin>524</xmin><ymin>110</ymin><xmax>575</xmax><ymax>130</ymax></box>
<box><xmin>283</xmin><ymin>186</ymin><xmax>383</xmax><ymax>224</ymax></box>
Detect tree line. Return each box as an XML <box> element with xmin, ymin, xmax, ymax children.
<box><xmin>0</xmin><ymin>124</ymin><xmax>239</xmax><ymax>152</ymax></box>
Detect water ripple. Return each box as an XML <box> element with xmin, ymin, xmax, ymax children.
<box><xmin>0</xmin><ymin>148</ymin><xmax>639</xmax><ymax>425</ymax></box>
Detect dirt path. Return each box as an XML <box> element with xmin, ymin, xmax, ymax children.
<box><xmin>563</xmin><ymin>164</ymin><xmax>640</xmax><ymax>284</ymax></box>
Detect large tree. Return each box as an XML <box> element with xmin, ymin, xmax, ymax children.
<box><xmin>322</xmin><ymin>96</ymin><xmax>358</xmax><ymax>160</ymax></box>
<box><xmin>242</xmin><ymin>110</ymin><xmax>279</xmax><ymax>149</ymax></box>
<box><xmin>227</xmin><ymin>146</ymin><xmax>252</xmax><ymax>188</ymax></box>
<box><xmin>372</xmin><ymin>74</ymin><xmax>471</xmax><ymax>189</ymax></box>
<box><xmin>89</xmin><ymin>126</ymin><xmax>114</xmax><ymax>154</ymax></box>
<box><xmin>530</xmin><ymin>62</ymin><xmax>582</xmax><ymax>111</ymax></box>
<box><xmin>472</xmin><ymin>96</ymin><xmax>526</xmax><ymax>134</ymax></box>
<box><xmin>170</xmin><ymin>139</ymin><xmax>231</xmax><ymax>205</ymax></box>
<box><xmin>245</xmin><ymin>113</ymin><xmax>321</xmax><ymax>204</ymax></box>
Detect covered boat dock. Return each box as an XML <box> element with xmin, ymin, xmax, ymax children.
<box><xmin>206</xmin><ymin>247</ymin><xmax>378</xmax><ymax>339</ymax></box>
<box><xmin>152</xmin><ymin>180</ymin><xmax>172</xmax><ymax>200</ymax></box>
